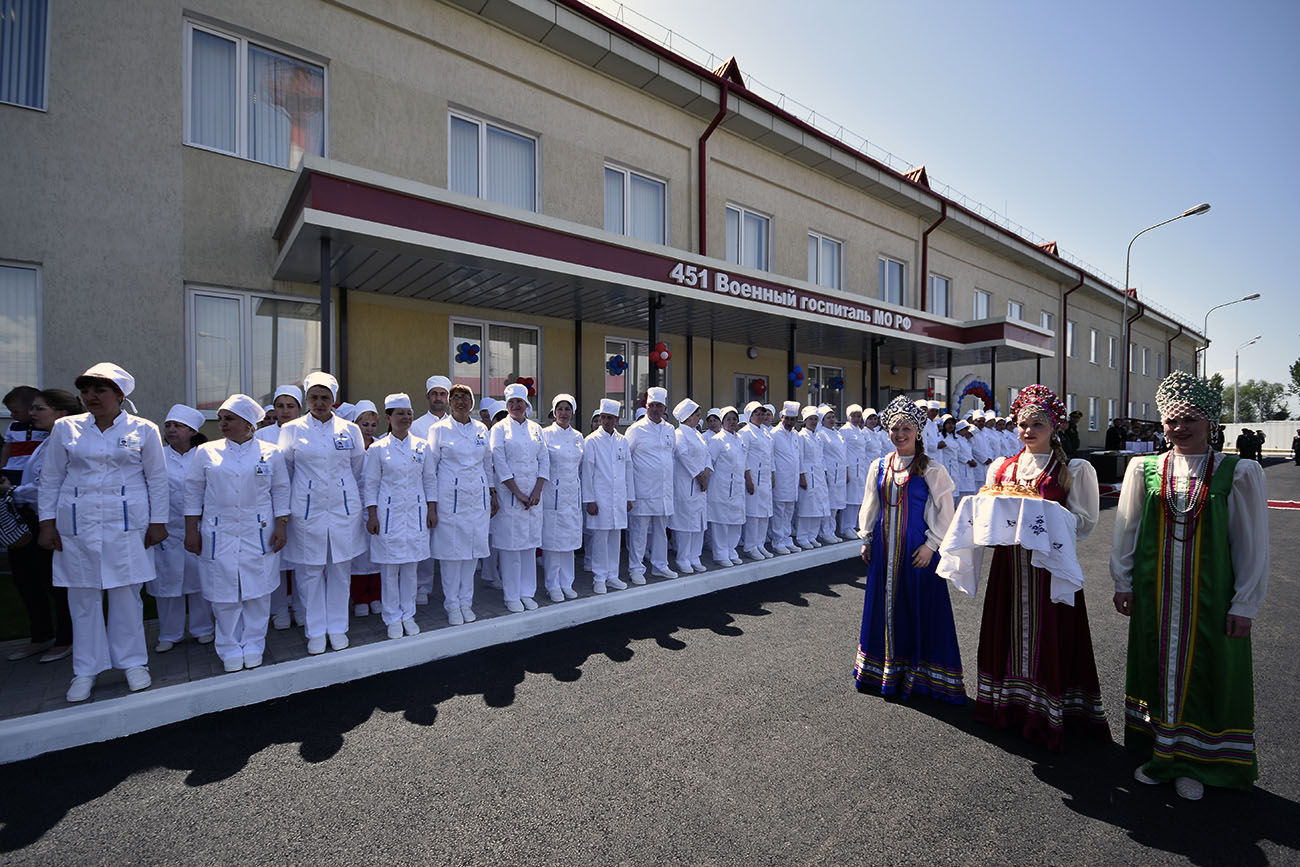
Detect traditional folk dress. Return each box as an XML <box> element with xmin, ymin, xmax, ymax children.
<box><xmin>855</xmin><ymin>453</ymin><xmax>963</xmax><ymax>703</ymax></box>
<box><xmin>1111</xmin><ymin>451</ymin><xmax>1269</xmax><ymax>787</ymax></box>
<box><xmin>975</xmin><ymin>451</ymin><xmax>1109</xmax><ymax>751</ymax></box>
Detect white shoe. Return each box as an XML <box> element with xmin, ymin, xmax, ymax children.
<box><xmin>458</xmin><ymin>609</ymin><xmax>475</xmax><ymax>624</ymax></box>
<box><xmin>405</xmin><ymin>617</ymin><xmax>423</xmax><ymax>633</ymax></box>
<box><xmin>760</xmin><ymin>547</ymin><xmax>775</xmax><ymax>559</ymax></box>
<box><xmin>1133</xmin><ymin>764</ymin><xmax>1160</xmax><ymax>786</ymax></box>
<box><xmin>448</xmin><ymin>608</ymin><xmax>465</xmax><ymax>626</ymax></box>
<box><xmin>797</xmin><ymin>541</ymin><xmax>815</xmax><ymax>550</ymax></box>
<box><xmin>354</xmin><ymin>603</ymin><xmax>369</xmax><ymax>617</ymax></box>
<box><xmin>592</xmin><ymin>582</ymin><xmax>607</xmax><ymax>594</ymax></box>
<box><xmin>840</xmin><ymin>532</ymin><xmax>858</xmax><ymax>541</ymax></box>
<box><xmin>818</xmin><ymin>534</ymin><xmax>839</xmax><ymax>545</ymax></box>
<box><xmin>154</xmin><ymin>639</ymin><xmax>175</xmax><ymax>653</ymax></box>
<box><xmin>306</xmin><ymin>636</ymin><xmax>326</xmax><ymax>655</ymax></box>
<box><xmin>561</xmin><ymin>587</ymin><xmax>578</xmax><ymax>600</ymax></box>
<box><xmin>1174</xmin><ymin>776</ymin><xmax>1204</xmax><ymax>801</ymax></box>
<box><xmin>629</xmin><ymin>573</ymin><xmax>647</xmax><ymax>586</ymax></box>
<box><xmin>730</xmin><ymin>557</ymin><xmax>744</xmax><ymax>566</ymax></box>
<box><xmin>387</xmin><ymin>623</ymin><xmax>404</xmax><ymax>639</ymax></box>
<box><xmin>692</xmin><ymin>561</ymin><xmax>706</xmax><ymax>572</ymax></box>
<box><xmin>548</xmin><ymin>589</ymin><xmax>565</xmax><ymax>603</ymax></box>
<box><xmin>328</xmin><ymin>632</ymin><xmax>349</xmax><ymax>651</ymax></box>
<box><xmin>196</xmin><ymin>633</ymin><xmax>214</xmax><ymax>645</ymax></box>
<box><xmin>606</xmin><ymin>577</ymin><xmax>628</xmax><ymax>590</ymax></box>
<box><xmin>415</xmin><ymin>593</ymin><xmax>429</xmax><ymax>605</ymax></box>
<box><xmin>243</xmin><ymin>654</ymin><xmax>263</xmax><ymax>669</ymax></box>
<box><xmin>810</xmin><ymin>539</ymin><xmax>823</xmax><ymax>548</ymax></box>
<box><xmin>675</xmin><ymin>563</ymin><xmax>694</xmax><ymax>575</ymax></box>
<box><xmin>505</xmin><ymin>600</ymin><xmax>525</xmax><ymax>613</ymax></box>
<box><xmin>777</xmin><ymin>545</ymin><xmax>796</xmax><ymax>555</ymax></box>
<box><xmin>369</xmin><ymin>601</ymin><xmax>382</xmax><ymax>615</ymax></box>
<box><xmin>714</xmin><ymin>558</ymin><xmax>734</xmax><ymax>568</ymax></box>
<box><xmin>125</xmin><ymin>666</ymin><xmax>152</xmax><ymax>691</ymax></box>
<box><xmin>66</xmin><ymin>675</ymin><xmax>95</xmax><ymax>703</ymax></box>
<box><xmin>272</xmin><ymin>613</ymin><xmax>291</xmax><ymax>630</ymax></box>
<box><xmin>651</xmin><ymin>566</ymin><xmax>678</xmax><ymax>580</ymax></box>
<box><xmin>742</xmin><ymin>549</ymin><xmax>761</xmax><ymax>561</ymax></box>
<box><xmin>222</xmin><ymin>657</ymin><xmax>244</xmax><ymax>673</ymax></box>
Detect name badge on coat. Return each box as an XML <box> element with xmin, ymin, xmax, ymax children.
<box><xmin>334</xmin><ymin>433</ymin><xmax>352</xmax><ymax>450</ymax></box>
<box><xmin>255</xmin><ymin>457</ymin><xmax>272</xmax><ymax>475</ymax></box>
<box><xmin>119</xmin><ymin>433</ymin><xmax>142</xmax><ymax>451</ymax></box>
<box><xmin>412</xmin><ymin>446</ymin><xmax>425</xmax><ymax>464</ymax></box>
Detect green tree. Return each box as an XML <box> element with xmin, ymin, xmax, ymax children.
<box><xmin>1289</xmin><ymin>359</ymin><xmax>1300</xmax><ymax>402</ymax></box>
<box><xmin>1209</xmin><ymin>373</ymin><xmax>1227</xmax><ymax>422</ymax></box>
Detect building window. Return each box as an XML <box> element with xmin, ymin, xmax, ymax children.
<box><xmin>1089</xmin><ymin>328</ymin><xmax>1098</xmax><ymax>364</ymax></box>
<box><xmin>1066</xmin><ymin>393</ymin><xmax>1078</xmax><ymax>415</ymax></box>
<box><xmin>1087</xmin><ymin>396</ymin><xmax>1099</xmax><ymax>431</ymax></box>
<box><xmin>0</xmin><ymin>264</ymin><xmax>40</xmax><ymax>400</ymax></box>
<box><xmin>928</xmin><ymin>375</ymin><xmax>948</xmax><ymax>408</ymax></box>
<box><xmin>0</xmin><ymin>0</ymin><xmax>48</xmax><ymax>110</ymax></box>
<box><xmin>1141</xmin><ymin>346</ymin><xmax>1150</xmax><ymax>376</ymax></box>
<box><xmin>973</xmin><ymin>289</ymin><xmax>991</xmax><ymax>320</ymax></box>
<box><xmin>806</xmin><ymin>364</ymin><xmax>845</xmax><ymax>420</ymax></box>
<box><xmin>452</xmin><ymin>317</ymin><xmax>541</xmax><ymax>405</ymax></box>
<box><xmin>879</xmin><ymin>258</ymin><xmax>907</xmax><ymax>306</ymax></box>
<box><xmin>1108</xmin><ymin>398</ymin><xmax>1118</xmax><ymax>425</ymax></box>
<box><xmin>1040</xmin><ymin>311</ymin><xmax>1055</xmax><ymax>350</ymax></box>
<box><xmin>1066</xmin><ymin>320</ymin><xmax>1077</xmax><ymax>358</ymax></box>
<box><xmin>1157</xmin><ymin>352</ymin><xmax>1165</xmax><ymax>379</ymax></box>
<box><xmin>184</xmin><ymin>21</ymin><xmax>326</xmax><ymax>171</ymax></box>
<box><xmin>187</xmin><ymin>287</ymin><xmax>322</xmax><ymax>414</ymax></box>
<box><xmin>1128</xmin><ymin>342</ymin><xmax>1135</xmax><ymax>373</ymax></box>
<box><xmin>604</xmin><ymin>165</ymin><xmax>666</xmax><ymax>244</ymax></box>
<box><xmin>1140</xmin><ymin>402</ymin><xmax>1150</xmax><ymax>419</ymax></box>
<box><xmin>1108</xmin><ymin>335</ymin><xmax>1118</xmax><ymax>369</ymax></box>
<box><xmin>1008</xmin><ymin>386</ymin><xmax>1020</xmax><ymax>411</ymax></box>
<box><xmin>725</xmin><ymin>204</ymin><xmax>770</xmax><ymax>271</ymax></box>
<box><xmin>604</xmin><ymin>337</ymin><xmax>669</xmax><ymax>422</ymax></box>
<box><xmin>807</xmin><ymin>232</ymin><xmax>842</xmax><ymax>289</ymax></box>
<box><xmin>734</xmin><ymin>374</ymin><xmax>770</xmax><ymax>409</ymax></box>
<box><xmin>449</xmin><ymin>112</ymin><xmax>538</xmax><ymax>212</ymax></box>
<box><xmin>1007</xmin><ymin>300</ymin><xmax>1023</xmax><ymax>321</ymax></box>
<box><xmin>929</xmin><ymin>275</ymin><xmax>951</xmax><ymax>317</ymax></box>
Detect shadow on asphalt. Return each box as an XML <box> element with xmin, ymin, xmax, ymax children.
<box><xmin>0</xmin><ymin>562</ymin><xmax>859</xmax><ymax>852</ymax></box>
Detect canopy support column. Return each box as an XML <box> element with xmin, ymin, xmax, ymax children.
<box><xmin>319</xmin><ymin>238</ymin><xmax>332</xmax><ymax>374</ymax></box>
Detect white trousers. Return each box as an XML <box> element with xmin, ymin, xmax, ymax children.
<box><xmin>839</xmin><ymin>504</ymin><xmax>862</xmax><ymax>537</ymax></box>
<box><xmin>439</xmin><ymin>559</ymin><xmax>477</xmax><ymax>612</ymax></box>
<box><xmin>296</xmin><ymin>560</ymin><xmax>352</xmax><ymax>638</ymax></box>
<box><xmin>499</xmin><ymin>548</ymin><xmax>538</xmax><ymax>603</ymax></box>
<box><xmin>770</xmin><ymin>500</ymin><xmax>796</xmax><ymax>549</ymax></box>
<box><xmin>588</xmin><ymin>529</ymin><xmax>621</xmax><ymax>585</ymax></box>
<box><xmin>542</xmin><ymin>550</ymin><xmax>575</xmax><ymax>592</ymax></box>
<box><xmin>416</xmin><ymin>529</ymin><xmax>437</xmax><ymax>596</ymax></box>
<box><xmin>480</xmin><ymin>549</ymin><xmax>500</xmax><ymax>584</ymax></box>
<box><xmin>673</xmin><ymin>531</ymin><xmax>704</xmax><ymax>571</ymax></box>
<box><xmin>627</xmin><ymin>514</ymin><xmax>669</xmax><ymax>574</ymax></box>
<box><xmin>381</xmin><ymin>562</ymin><xmax>418</xmax><ymax>625</ymax></box>
<box><xmin>796</xmin><ymin>516</ymin><xmax>823</xmax><ymax>546</ymax></box>
<box><xmin>710</xmin><ymin>522</ymin><xmax>743</xmax><ymax>562</ymax></box>
<box><xmin>269</xmin><ymin>571</ymin><xmax>290</xmax><ymax>619</ymax></box>
<box><xmin>211</xmin><ymin>594</ymin><xmax>271</xmax><ymax>662</ymax></box>
<box><xmin>582</xmin><ymin>527</ymin><xmax>592</xmax><ymax>572</ymax></box>
<box><xmin>820</xmin><ymin>511</ymin><xmax>840</xmax><ymax>539</ymax></box>
<box><xmin>155</xmin><ymin>591</ymin><xmax>214</xmax><ymax>642</ymax></box>
<box><xmin>742</xmin><ymin>516</ymin><xmax>770</xmax><ymax>553</ymax></box>
<box><xmin>67</xmin><ymin>584</ymin><xmax>147</xmax><ymax>678</ymax></box>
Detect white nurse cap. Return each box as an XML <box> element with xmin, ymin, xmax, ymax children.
<box><xmin>634</xmin><ymin>407</ymin><xmax>647</xmax><ymax>419</ymax></box>
<box><xmin>219</xmin><ymin>394</ymin><xmax>265</xmax><ymax>427</ymax></box>
<box><xmin>551</xmin><ymin>393</ymin><xmax>576</xmax><ymax>415</ymax></box>
<box><xmin>673</xmin><ymin>398</ymin><xmax>700</xmax><ymax>423</ymax></box>
<box><xmin>78</xmin><ymin>362</ymin><xmax>135</xmax><ymax>397</ymax></box>
<box><xmin>781</xmin><ymin>401</ymin><xmax>800</xmax><ymax>418</ymax></box>
<box><xmin>425</xmin><ymin>375</ymin><xmax>452</xmax><ymax>393</ymax></box>
<box><xmin>353</xmin><ymin>400</ymin><xmax>378</xmax><ymax>417</ymax></box>
<box><xmin>800</xmin><ymin>405</ymin><xmax>818</xmax><ymax>420</ymax></box>
<box><xmin>335</xmin><ymin>402</ymin><xmax>357</xmax><ymax>421</ymax></box>
<box><xmin>273</xmin><ymin>384</ymin><xmax>303</xmax><ymax>406</ymax></box>
<box><xmin>846</xmin><ymin>404</ymin><xmax>863</xmax><ymax>417</ymax></box>
<box><xmin>303</xmin><ymin>371</ymin><xmax>339</xmax><ymax>399</ymax></box>
<box><xmin>164</xmin><ymin>404</ymin><xmax>204</xmax><ymax>432</ymax></box>
<box><xmin>384</xmin><ymin>393</ymin><xmax>411</xmax><ymax>410</ymax></box>
<box><xmin>598</xmin><ymin>398</ymin><xmax>621</xmax><ymax>416</ymax></box>
<box><xmin>646</xmin><ymin>386</ymin><xmax>668</xmax><ymax>406</ymax></box>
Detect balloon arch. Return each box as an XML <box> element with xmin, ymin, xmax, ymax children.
<box><xmin>950</xmin><ymin>374</ymin><xmax>994</xmax><ymax>414</ymax></box>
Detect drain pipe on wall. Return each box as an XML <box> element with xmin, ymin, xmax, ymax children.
<box><xmin>1059</xmin><ymin>270</ymin><xmax>1084</xmax><ymax>398</ymax></box>
<box><xmin>1165</xmin><ymin>323</ymin><xmax>1183</xmax><ymax>376</ymax></box>
<box><xmin>697</xmin><ymin>81</ymin><xmax>730</xmax><ymax>255</ymax></box>
<box><xmin>919</xmin><ymin>201</ymin><xmax>946</xmax><ymax>313</ymax></box>
<box><xmin>1125</xmin><ymin>294</ymin><xmax>1147</xmax><ymax>416</ymax></box>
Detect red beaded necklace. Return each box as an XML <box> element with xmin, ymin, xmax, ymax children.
<box><xmin>884</xmin><ymin>451</ymin><xmax>912</xmax><ymax>507</ymax></box>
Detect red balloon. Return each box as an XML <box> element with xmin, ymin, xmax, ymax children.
<box><xmin>648</xmin><ymin>351</ymin><xmax>660</xmax><ymax>363</ymax></box>
<box><xmin>655</xmin><ymin>359</ymin><xmax>668</xmax><ymax>370</ymax></box>
<box><xmin>654</xmin><ymin>342</ymin><xmax>667</xmax><ymax>353</ymax></box>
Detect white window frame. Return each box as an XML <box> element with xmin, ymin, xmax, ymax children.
<box><xmin>973</xmin><ymin>288</ymin><xmax>991</xmax><ymax>320</ymax></box>
<box><xmin>1157</xmin><ymin>352</ymin><xmax>1165</xmax><ymax>379</ymax></box>
<box><xmin>451</xmin><ymin>315</ymin><xmax>543</xmax><ymax>404</ymax></box>
<box><xmin>734</xmin><ymin>373</ymin><xmax>771</xmax><ymax>410</ymax></box>
<box><xmin>1141</xmin><ymin>346</ymin><xmax>1150</xmax><ymax>376</ymax></box>
<box><xmin>808</xmin><ymin>231</ymin><xmax>843</xmax><ymax>290</ymax></box>
<box><xmin>725</xmin><ymin>203</ymin><xmax>771</xmax><ymax>272</ymax></box>
<box><xmin>1008</xmin><ymin>386</ymin><xmax>1020</xmax><ymax>410</ymax></box>
<box><xmin>929</xmin><ymin>274</ymin><xmax>952</xmax><ymax>317</ymax></box>
<box><xmin>604</xmin><ymin>162</ymin><xmax>668</xmax><ymax>244</ymax></box>
<box><xmin>1087</xmin><ymin>396</ymin><xmax>1099</xmax><ymax>431</ymax></box>
<box><xmin>1040</xmin><ymin>310</ymin><xmax>1055</xmax><ymax>350</ymax></box>
<box><xmin>1007</xmin><ymin>300</ymin><xmax>1023</xmax><ymax>321</ymax></box>
<box><xmin>448</xmin><ymin>109</ymin><xmax>540</xmax><ymax>212</ymax></box>
<box><xmin>1141</xmin><ymin>402</ymin><xmax>1150</xmax><ymax>419</ymax></box>
<box><xmin>1108</xmin><ymin>398</ymin><xmax>1118</xmax><ymax>425</ymax></box>
<box><xmin>1108</xmin><ymin>335</ymin><xmax>1118</xmax><ymax>369</ymax></box>
<box><xmin>928</xmin><ymin>375</ymin><xmax>948</xmax><ymax>408</ymax></box>
<box><xmin>0</xmin><ymin>261</ymin><xmax>43</xmax><ymax>414</ymax></box>
<box><xmin>185</xmin><ymin>286</ymin><xmax>324</xmax><ymax>418</ymax></box>
<box><xmin>878</xmin><ymin>257</ymin><xmax>908</xmax><ymax>307</ymax></box>
<box><xmin>1066</xmin><ymin>320</ymin><xmax>1077</xmax><ymax>358</ymax></box>
<box><xmin>182</xmin><ymin>19</ymin><xmax>329</xmax><ymax>169</ymax></box>
<box><xmin>1088</xmin><ymin>328</ymin><xmax>1098</xmax><ymax>364</ymax></box>
<box><xmin>0</xmin><ymin>0</ymin><xmax>51</xmax><ymax>112</ymax></box>
<box><xmin>1066</xmin><ymin>393</ymin><xmax>1078</xmax><ymax>415</ymax></box>
<box><xmin>806</xmin><ymin>364</ymin><xmax>845</xmax><ymax>420</ymax></box>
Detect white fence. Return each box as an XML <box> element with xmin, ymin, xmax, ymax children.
<box><xmin>1220</xmin><ymin>421</ymin><xmax>1299</xmax><ymax>455</ymax></box>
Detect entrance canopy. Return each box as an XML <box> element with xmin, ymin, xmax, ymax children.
<box><xmin>272</xmin><ymin>158</ymin><xmax>1053</xmax><ymax>371</ymax></box>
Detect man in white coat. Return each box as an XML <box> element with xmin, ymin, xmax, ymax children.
<box><xmin>412</xmin><ymin>374</ymin><xmax>450</xmax><ymax>604</ymax></box>
<box><xmin>839</xmin><ymin>404</ymin><xmax>869</xmax><ymax>538</ymax></box>
<box><xmin>768</xmin><ymin>401</ymin><xmax>803</xmax><ymax>554</ymax></box>
<box><xmin>919</xmin><ymin>399</ymin><xmax>941</xmax><ymax>454</ymax></box>
<box><xmin>625</xmin><ymin>386</ymin><xmax>677</xmax><ymax>582</ymax></box>
<box><xmin>581</xmin><ymin>399</ymin><xmax>634</xmax><ymax>592</ymax></box>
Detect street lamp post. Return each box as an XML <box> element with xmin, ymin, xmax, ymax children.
<box><xmin>1121</xmin><ymin>203</ymin><xmax>1211</xmax><ymax>414</ymax></box>
<box><xmin>1200</xmin><ymin>293</ymin><xmax>1261</xmax><ymax>377</ymax></box>
<box><xmin>1234</xmin><ymin>335</ymin><xmax>1262</xmax><ymax>423</ymax></box>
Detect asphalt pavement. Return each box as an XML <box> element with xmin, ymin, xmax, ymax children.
<box><xmin>1</xmin><ymin>461</ymin><xmax>1297</xmax><ymax>866</ymax></box>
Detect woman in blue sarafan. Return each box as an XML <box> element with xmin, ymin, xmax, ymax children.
<box><xmin>854</xmin><ymin>395</ymin><xmax>965</xmax><ymax>703</ymax></box>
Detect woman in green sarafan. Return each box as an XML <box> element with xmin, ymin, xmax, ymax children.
<box><xmin>1110</xmin><ymin>371</ymin><xmax>1269</xmax><ymax>801</ymax></box>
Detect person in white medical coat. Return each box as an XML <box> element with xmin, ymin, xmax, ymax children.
<box><xmin>540</xmin><ymin>393</ymin><xmax>583</xmax><ymax>602</ymax></box>
<box><xmin>184</xmin><ymin>395</ymin><xmax>289</xmax><ymax>672</ymax></box>
<box><xmin>706</xmin><ymin>407</ymin><xmax>748</xmax><ymax>566</ymax></box>
<box><xmin>954</xmin><ymin>421</ymin><xmax>980</xmax><ymax>498</ymax></box>
<box><xmin>37</xmin><ymin>363</ymin><xmax>167</xmax><ymax>703</ymax></box>
<box><xmin>148</xmin><ymin>403</ymin><xmax>214</xmax><ymax>653</ymax></box>
<box><xmin>668</xmin><ymin>398</ymin><xmax>710</xmax><ymax>574</ymax></box>
<box><xmin>816</xmin><ymin>405</ymin><xmax>848</xmax><ymax>543</ymax></box>
<box><xmin>626</xmin><ymin>386</ymin><xmax>677</xmax><ymax>582</ymax></box>
<box><xmin>795</xmin><ymin>406</ymin><xmax>830</xmax><ymax>549</ymax></box>
<box><xmin>363</xmin><ymin>393</ymin><xmax>435</xmax><ymax>639</ymax></box>
<box><xmin>412</xmin><ymin>375</ymin><xmax>451</xmax><ymax>605</ymax></box>
<box><xmin>768</xmin><ymin>401</ymin><xmax>803</xmax><ymax>554</ymax></box>
<box><xmin>839</xmin><ymin>404</ymin><xmax>869</xmax><ymax>538</ymax></box>
<box><xmin>740</xmin><ymin>403</ymin><xmax>774</xmax><ymax>560</ymax></box>
<box><xmin>349</xmin><ymin>399</ymin><xmax>383</xmax><ymax>617</ymax></box>
<box><xmin>257</xmin><ymin>384</ymin><xmax>303</xmax><ymax>629</ymax></box>
<box><xmin>862</xmin><ymin>408</ymin><xmax>887</xmax><ymax>462</ymax></box>
<box><xmin>278</xmin><ymin>371</ymin><xmax>366</xmax><ymax>654</ymax></box>
<box><xmin>489</xmin><ymin>383</ymin><xmax>549</xmax><ymax>612</ymax></box>
<box><xmin>427</xmin><ymin>384</ymin><xmax>497</xmax><ymax>625</ymax></box>
<box><xmin>581</xmin><ymin>399</ymin><xmax>634</xmax><ymax>592</ymax></box>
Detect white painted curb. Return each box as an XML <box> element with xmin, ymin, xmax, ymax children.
<box><xmin>0</xmin><ymin>542</ymin><xmax>858</xmax><ymax>764</ymax></box>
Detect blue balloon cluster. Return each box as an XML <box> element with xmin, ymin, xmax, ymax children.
<box><xmin>788</xmin><ymin>364</ymin><xmax>805</xmax><ymax>386</ymax></box>
<box><xmin>456</xmin><ymin>342</ymin><xmax>480</xmax><ymax>364</ymax></box>
<box><xmin>830</xmin><ymin>375</ymin><xmax>845</xmax><ymax>390</ymax></box>
<box><xmin>607</xmin><ymin>355</ymin><xmax>629</xmax><ymax>376</ymax></box>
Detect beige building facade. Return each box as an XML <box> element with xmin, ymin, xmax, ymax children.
<box><xmin>1</xmin><ymin>0</ymin><xmax>1199</xmax><ymax>448</ymax></box>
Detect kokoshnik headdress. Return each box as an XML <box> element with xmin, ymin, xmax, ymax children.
<box><xmin>1009</xmin><ymin>383</ymin><xmax>1067</xmax><ymax>431</ymax></box>
<box><xmin>1155</xmin><ymin>370</ymin><xmax>1221</xmax><ymax>426</ymax></box>
<box><xmin>879</xmin><ymin>394</ymin><xmax>928</xmax><ymax>430</ymax></box>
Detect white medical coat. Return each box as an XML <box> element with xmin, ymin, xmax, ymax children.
<box><xmin>149</xmin><ymin>444</ymin><xmax>202</xmax><ymax>597</ymax></box>
<box><xmin>625</xmin><ymin>416</ymin><xmax>675</xmax><ymax>517</ymax></box>
<box><xmin>817</xmin><ymin>426</ymin><xmax>847</xmax><ymax>511</ymax></box>
<box><xmin>362</xmin><ymin>432</ymin><xmax>435</xmax><ymax>564</ymax></box>
<box><xmin>427</xmin><ymin>416</ymin><xmax>494</xmax><ymax>559</ymax></box>
<box><xmin>796</xmin><ymin>427</ymin><xmax>829</xmax><ymax>517</ymax></box>
<box><xmin>581</xmin><ymin>428</ymin><xmax>633</xmax><ymax>531</ymax></box>
<box><xmin>540</xmin><ymin>423</ymin><xmax>583</xmax><ymax>552</ymax></box>
<box><xmin>668</xmin><ymin>425</ymin><xmax>709</xmax><ymax>533</ymax></box>
<box><xmin>740</xmin><ymin>424</ymin><xmax>773</xmax><ymax>519</ymax></box>
<box><xmin>489</xmin><ymin>417</ymin><xmax>549</xmax><ymax>551</ymax></box>
<box><xmin>278</xmin><ymin>413</ymin><xmax>366</xmax><ymax>566</ymax></box>
<box><xmin>770</xmin><ymin>425</ymin><xmax>803</xmax><ymax>503</ymax></box>
<box><xmin>706</xmin><ymin>429</ymin><xmax>748</xmax><ymax>525</ymax></box>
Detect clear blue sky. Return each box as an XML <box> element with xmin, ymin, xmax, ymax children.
<box><xmin>597</xmin><ymin>0</ymin><xmax>1300</xmax><ymax>410</ymax></box>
